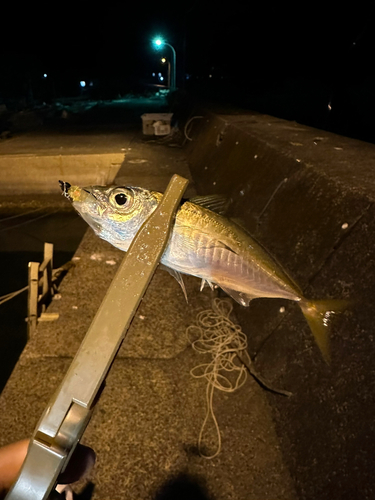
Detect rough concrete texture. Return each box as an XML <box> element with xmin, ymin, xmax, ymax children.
<box><xmin>0</xmin><ymin>124</ymin><xmax>297</xmax><ymax>499</ymax></box>
<box><xmin>25</xmin><ymin>231</ymin><xmax>215</xmax><ymax>361</ymax></box>
<box><xmin>187</xmin><ymin>110</ymin><xmax>375</xmax><ymax>500</ymax></box>
<box><xmin>0</xmin><ymin>130</ymin><xmax>128</xmax><ymax>194</ymax></box>
<box><xmin>0</xmin><ymin>353</ymin><xmax>295</xmax><ymax>500</ymax></box>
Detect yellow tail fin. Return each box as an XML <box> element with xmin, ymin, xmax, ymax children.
<box><xmin>300</xmin><ymin>299</ymin><xmax>348</xmax><ymax>364</ymax></box>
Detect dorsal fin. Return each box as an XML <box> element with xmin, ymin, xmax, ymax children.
<box><xmin>185</xmin><ymin>194</ymin><xmax>230</xmax><ymax>215</ymax></box>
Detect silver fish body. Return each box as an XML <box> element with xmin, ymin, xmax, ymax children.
<box><xmin>62</xmin><ymin>181</ymin><xmax>347</xmax><ymax>362</ymax></box>
<box><xmin>161</xmin><ymin>201</ymin><xmax>301</xmax><ymax>304</ymax></box>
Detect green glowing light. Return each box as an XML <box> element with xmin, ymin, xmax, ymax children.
<box><xmin>153</xmin><ymin>38</ymin><xmax>163</xmax><ymax>48</ymax></box>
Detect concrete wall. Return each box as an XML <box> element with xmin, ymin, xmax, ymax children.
<box><xmin>187</xmin><ymin>110</ymin><xmax>375</xmax><ymax>500</ymax></box>
<box><xmin>0</xmin><ymin>154</ymin><xmax>122</xmax><ymax>194</ymax></box>
<box><xmin>0</xmin><ymin>131</ymin><xmax>126</xmax><ymax>194</ymax></box>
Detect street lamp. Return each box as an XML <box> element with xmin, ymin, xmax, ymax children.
<box><xmin>153</xmin><ymin>37</ymin><xmax>176</xmax><ymax>90</ymax></box>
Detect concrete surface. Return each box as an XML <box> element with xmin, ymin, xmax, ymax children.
<box><xmin>0</xmin><ymin>131</ymin><xmax>126</xmax><ymax>194</ymax></box>
<box><xmin>0</xmin><ymin>111</ymin><xmax>297</xmax><ymax>500</ymax></box>
<box><xmin>0</xmin><ymin>96</ymin><xmax>174</xmax><ymax>194</ymax></box>
<box><xmin>187</xmin><ymin>110</ymin><xmax>375</xmax><ymax>500</ymax></box>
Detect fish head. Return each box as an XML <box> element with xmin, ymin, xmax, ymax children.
<box><xmin>59</xmin><ymin>181</ymin><xmax>161</xmax><ymax>251</ymax></box>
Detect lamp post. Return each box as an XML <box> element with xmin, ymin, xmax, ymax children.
<box><xmin>161</xmin><ymin>57</ymin><xmax>171</xmax><ymax>88</ymax></box>
<box><xmin>153</xmin><ymin>38</ymin><xmax>176</xmax><ymax>90</ymax></box>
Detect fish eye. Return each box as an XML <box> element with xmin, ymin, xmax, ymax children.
<box><xmin>115</xmin><ymin>193</ymin><xmax>127</xmax><ymax>205</ymax></box>
<box><xmin>109</xmin><ymin>188</ymin><xmax>134</xmax><ymax>210</ymax></box>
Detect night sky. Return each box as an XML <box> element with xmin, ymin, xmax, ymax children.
<box><xmin>2</xmin><ymin>1</ymin><xmax>374</xmax><ymax>77</ymax></box>
<box><xmin>1</xmin><ymin>1</ymin><xmax>375</xmax><ymax>138</ymax></box>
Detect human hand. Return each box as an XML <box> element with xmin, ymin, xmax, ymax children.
<box><xmin>0</xmin><ymin>440</ymin><xmax>95</xmax><ymax>499</ymax></box>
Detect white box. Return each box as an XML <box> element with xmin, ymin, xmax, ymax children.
<box><xmin>153</xmin><ymin>121</ymin><xmax>171</xmax><ymax>136</ymax></box>
<box><xmin>141</xmin><ymin>113</ymin><xmax>173</xmax><ymax>135</ymax></box>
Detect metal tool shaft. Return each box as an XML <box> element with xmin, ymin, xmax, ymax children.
<box><xmin>6</xmin><ymin>174</ymin><xmax>188</xmax><ymax>500</ymax></box>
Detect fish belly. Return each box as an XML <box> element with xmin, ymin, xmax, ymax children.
<box><xmin>161</xmin><ymin>229</ymin><xmax>299</xmax><ymax>302</ymax></box>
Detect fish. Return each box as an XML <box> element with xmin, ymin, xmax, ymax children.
<box><xmin>59</xmin><ymin>180</ymin><xmax>347</xmax><ymax>363</ymax></box>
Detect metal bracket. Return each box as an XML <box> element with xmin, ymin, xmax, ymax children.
<box><xmin>27</xmin><ymin>242</ymin><xmax>56</xmax><ymax>338</ymax></box>
<box><xmin>6</xmin><ymin>174</ymin><xmax>188</xmax><ymax>500</ymax></box>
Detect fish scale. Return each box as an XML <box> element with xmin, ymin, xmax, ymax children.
<box><xmin>172</xmin><ymin>225</ymin><xmax>278</xmax><ymax>297</ymax></box>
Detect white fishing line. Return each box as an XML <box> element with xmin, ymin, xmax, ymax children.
<box><xmin>186</xmin><ymin>298</ymin><xmax>250</xmax><ymax>459</ymax></box>
<box><xmin>0</xmin><ymin>263</ymin><xmax>75</xmax><ymax>307</ymax></box>
<box><xmin>187</xmin><ymin>298</ymin><xmax>292</xmax><ymax>459</ymax></box>
<box><xmin>0</xmin><ymin>207</ymin><xmax>44</xmax><ymax>223</ymax></box>
<box><xmin>0</xmin><ymin>286</ymin><xmax>28</xmax><ymax>306</ymax></box>
<box><xmin>0</xmin><ymin>210</ymin><xmax>59</xmax><ymax>234</ymax></box>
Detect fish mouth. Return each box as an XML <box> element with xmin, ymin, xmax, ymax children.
<box><xmin>59</xmin><ymin>181</ymin><xmax>106</xmax><ymax>235</ymax></box>
<box><xmin>59</xmin><ymin>180</ymin><xmax>72</xmax><ymax>200</ymax></box>
<box><xmin>59</xmin><ymin>180</ymin><xmax>98</xmax><ymax>204</ymax></box>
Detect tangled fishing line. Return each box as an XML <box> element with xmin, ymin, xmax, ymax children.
<box><xmin>186</xmin><ymin>298</ymin><xmax>291</xmax><ymax>459</ymax></box>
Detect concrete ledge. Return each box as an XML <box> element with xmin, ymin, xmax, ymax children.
<box><xmin>0</xmin><ymin>154</ymin><xmax>123</xmax><ymax>194</ymax></box>
<box><xmin>187</xmin><ymin>110</ymin><xmax>375</xmax><ymax>500</ymax></box>
<box><xmin>0</xmin><ymin>131</ymin><xmax>126</xmax><ymax>194</ymax></box>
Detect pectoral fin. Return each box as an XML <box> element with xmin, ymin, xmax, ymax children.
<box><xmin>159</xmin><ymin>264</ymin><xmax>188</xmax><ymax>303</ymax></box>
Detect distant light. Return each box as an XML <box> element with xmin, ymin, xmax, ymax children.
<box><xmin>152</xmin><ymin>72</ymin><xmax>156</xmax><ymax>77</ymax></box>
<box><xmin>209</xmin><ymin>74</ymin><xmax>212</xmax><ymax>78</ymax></box>
<box><xmin>80</xmin><ymin>81</ymin><xmax>86</xmax><ymax>88</ymax></box>
<box><xmin>161</xmin><ymin>57</ymin><xmax>166</xmax><ymax>63</ymax></box>
<box><xmin>43</xmin><ymin>73</ymin><xmax>47</xmax><ymax>78</ymax></box>
<box><xmin>160</xmin><ymin>76</ymin><xmax>164</xmax><ymax>81</ymax></box>
<box><xmin>158</xmin><ymin>72</ymin><xmax>162</xmax><ymax>77</ymax></box>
